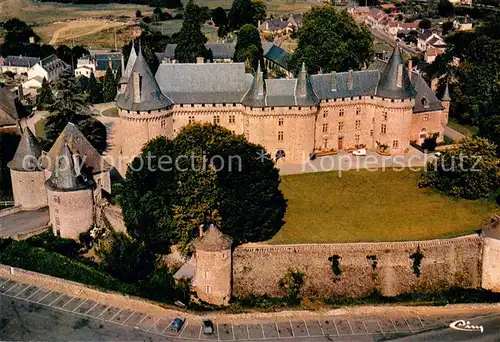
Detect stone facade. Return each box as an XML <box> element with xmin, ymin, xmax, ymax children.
<box><xmin>194</xmin><ymin>248</ymin><xmax>232</xmax><ymax>305</ymax></box>
<box><xmin>10</xmin><ymin>169</ymin><xmax>47</xmax><ymax>209</ymax></box>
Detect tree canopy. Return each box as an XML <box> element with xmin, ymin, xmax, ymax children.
<box><xmin>437</xmin><ymin>0</ymin><xmax>454</xmax><ymax>17</ymax></box>
<box><xmin>36</xmin><ymin>78</ymin><xmax>54</xmax><ymax>110</ymax></box>
<box><xmin>228</xmin><ymin>0</ymin><xmax>266</xmax><ymax>31</ymax></box>
<box><xmin>419</xmin><ymin>137</ymin><xmax>500</xmax><ymax>199</ymax></box>
<box><xmin>233</xmin><ymin>24</ymin><xmax>263</xmax><ymax>72</ymax></box>
<box><xmin>174</xmin><ymin>0</ymin><xmax>209</xmax><ymax>63</ymax></box>
<box><xmin>121</xmin><ymin>123</ymin><xmax>286</xmax><ymax>253</ymax></box>
<box><xmin>289</xmin><ymin>6</ymin><xmax>373</xmax><ymax>74</ymax></box>
<box><xmin>212</xmin><ymin>7</ymin><xmax>228</xmax><ymax>28</ymax></box>
<box><xmin>419</xmin><ymin>18</ymin><xmax>432</xmax><ymax>29</ymax></box>
<box><xmin>102</xmin><ymin>67</ymin><xmax>117</xmax><ymax>102</ymax></box>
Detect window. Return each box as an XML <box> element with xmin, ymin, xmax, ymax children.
<box><xmin>204</xmin><ymin>271</ymin><xmax>210</xmax><ymax>279</ymax></box>
<box><xmin>356</xmin><ymin>107</ymin><xmax>361</xmax><ymax>115</ymax></box>
<box><xmin>355</xmin><ymin>134</ymin><xmax>360</xmax><ymax>144</ymax></box>
<box><xmin>229</xmin><ymin>115</ymin><xmax>235</xmax><ymax>124</ymax></box>
<box><xmin>278</xmin><ymin>131</ymin><xmax>284</xmax><ymax>141</ymax></box>
<box><xmin>205</xmin><ymin>285</ymin><xmax>211</xmax><ymax>294</ymax></box>
<box><xmin>338</xmin><ymin>122</ymin><xmax>344</xmax><ymax>132</ymax></box>
<box><xmin>323</xmin><ymin>138</ymin><xmax>328</xmax><ymax>149</ymax></box>
<box><xmin>372</xmin><ymin>117</ymin><xmax>375</xmax><ymax>123</ymax></box>
<box><xmin>381</xmin><ymin>124</ymin><xmax>387</xmax><ymax>134</ymax></box>
<box><xmin>339</xmin><ymin>108</ymin><xmax>344</xmax><ymax>117</ymax></box>
<box><xmin>355</xmin><ymin>120</ymin><xmax>361</xmax><ymax>130</ymax></box>
<box><xmin>161</xmin><ymin>119</ymin><xmax>166</xmax><ymax>129</ymax></box>
<box><xmin>276</xmin><ymin>150</ymin><xmax>286</xmax><ymax>160</ymax></box>
<box><xmin>423</xmin><ymin>114</ymin><xmax>429</xmax><ymax>122</ymax></box>
<box><xmin>214</xmin><ymin>115</ymin><xmax>220</xmax><ymax>125</ymax></box>
<box><xmin>323</xmin><ymin>111</ymin><xmax>328</xmax><ymax>118</ymax></box>
<box><xmin>393</xmin><ymin>140</ymin><xmax>399</xmax><ymax>148</ymax></box>
<box><xmin>322</xmin><ymin>123</ymin><xmax>328</xmax><ymax>133</ymax></box>
<box><xmin>382</xmin><ymin>111</ymin><xmax>388</xmax><ymax>121</ymax></box>
<box><xmin>370</xmin><ymin>129</ymin><xmax>373</xmax><ymax>137</ymax></box>
<box><xmin>278</xmin><ymin>118</ymin><xmax>284</xmax><ymax>126</ymax></box>
<box><xmin>188</xmin><ymin>116</ymin><xmax>195</xmax><ymax>124</ymax></box>
<box><xmin>54</xmin><ymin>195</ymin><xmax>60</xmax><ymax>204</ymax></box>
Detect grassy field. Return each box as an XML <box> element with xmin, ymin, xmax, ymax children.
<box><xmin>102</xmin><ymin>107</ymin><xmax>119</xmax><ymax>117</ymax></box>
<box><xmin>271</xmin><ymin>168</ymin><xmax>498</xmax><ymax>244</ymax></box>
<box><xmin>448</xmin><ymin>118</ymin><xmax>479</xmax><ymax>136</ymax></box>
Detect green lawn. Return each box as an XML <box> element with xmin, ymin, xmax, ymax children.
<box><xmin>270</xmin><ymin>169</ymin><xmax>498</xmax><ymax>244</ymax></box>
<box><xmin>34</xmin><ymin>118</ymin><xmax>47</xmax><ymax>139</ymax></box>
<box><xmin>448</xmin><ymin>118</ymin><xmax>479</xmax><ymax>136</ymax></box>
<box><xmin>102</xmin><ymin>107</ymin><xmax>119</xmax><ymax>117</ymax></box>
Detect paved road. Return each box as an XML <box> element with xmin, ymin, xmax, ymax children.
<box><xmin>444</xmin><ymin>125</ymin><xmax>467</xmax><ymax>142</ymax></box>
<box><xmin>0</xmin><ymin>207</ymin><xmax>49</xmax><ymax>238</ymax></box>
<box><xmin>1</xmin><ymin>276</ymin><xmax>499</xmax><ymax>341</ymax></box>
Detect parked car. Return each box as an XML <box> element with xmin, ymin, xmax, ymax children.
<box><xmin>202</xmin><ymin>319</ymin><xmax>214</xmax><ymax>335</ymax></box>
<box><xmin>352</xmin><ymin>148</ymin><xmax>367</xmax><ymax>156</ymax></box>
<box><xmin>169</xmin><ymin>318</ymin><xmax>185</xmax><ymax>332</ymax></box>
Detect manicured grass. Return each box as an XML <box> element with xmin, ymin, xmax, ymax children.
<box><xmin>34</xmin><ymin>118</ymin><xmax>46</xmax><ymax>139</ymax></box>
<box><xmin>102</xmin><ymin>107</ymin><xmax>119</xmax><ymax>117</ymax></box>
<box><xmin>448</xmin><ymin>118</ymin><xmax>479</xmax><ymax>136</ymax></box>
<box><xmin>270</xmin><ymin>169</ymin><xmax>498</xmax><ymax>244</ymax></box>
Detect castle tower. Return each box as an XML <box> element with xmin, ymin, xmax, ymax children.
<box><xmin>441</xmin><ymin>82</ymin><xmax>451</xmax><ymax>124</ymax></box>
<box><xmin>7</xmin><ymin>128</ymin><xmax>47</xmax><ymax>209</ymax></box>
<box><xmin>242</xmin><ymin>62</ymin><xmax>266</xmax><ymax>107</ymax></box>
<box><xmin>116</xmin><ymin>45</ymin><xmax>173</xmax><ymax>172</ymax></box>
<box><xmin>193</xmin><ymin>224</ymin><xmax>233</xmax><ymax>306</ymax></box>
<box><xmin>45</xmin><ymin>143</ymin><xmax>94</xmax><ymax>239</ymax></box>
<box><xmin>119</xmin><ymin>41</ymin><xmax>137</xmax><ymax>93</ymax></box>
<box><xmin>375</xmin><ymin>45</ymin><xmax>416</xmax><ymax>154</ymax></box>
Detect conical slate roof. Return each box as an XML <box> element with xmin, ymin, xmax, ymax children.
<box><xmin>8</xmin><ymin>128</ymin><xmax>42</xmax><ymax>171</ymax></box>
<box><xmin>442</xmin><ymin>82</ymin><xmax>451</xmax><ymax>101</ymax></box>
<box><xmin>193</xmin><ymin>224</ymin><xmax>233</xmax><ymax>252</ymax></box>
<box><xmin>45</xmin><ymin>143</ymin><xmax>92</xmax><ymax>192</ymax></box>
<box><xmin>120</xmin><ymin>42</ymin><xmax>137</xmax><ymax>85</ymax></box>
<box><xmin>0</xmin><ymin>86</ymin><xmax>19</xmax><ymax>127</ymax></box>
<box><xmin>295</xmin><ymin>62</ymin><xmax>319</xmax><ymax>106</ymax></box>
<box><xmin>376</xmin><ymin>45</ymin><xmax>416</xmax><ymax>99</ymax></box>
<box><xmin>242</xmin><ymin>62</ymin><xmax>266</xmax><ymax>107</ymax></box>
<box><xmin>116</xmin><ymin>46</ymin><xmax>172</xmax><ymax>111</ymax></box>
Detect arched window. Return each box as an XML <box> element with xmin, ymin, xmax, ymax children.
<box><xmin>276</xmin><ymin>150</ymin><xmax>286</xmax><ymax>160</ymax></box>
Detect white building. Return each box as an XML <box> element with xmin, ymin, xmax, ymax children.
<box><xmin>0</xmin><ymin>56</ymin><xmax>40</xmax><ymax>76</ymax></box>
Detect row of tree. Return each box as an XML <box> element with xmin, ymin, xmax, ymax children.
<box><xmin>33</xmin><ymin>0</ymin><xmax>183</xmax><ymax>8</ymax></box>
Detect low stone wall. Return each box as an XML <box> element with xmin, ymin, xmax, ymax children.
<box><xmin>233</xmin><ymin>234</ymin><xmax>484</xmax><ymax>298</ymax></box>
<box><xmin>0</xmin><ymin>264</ymin><xmax>190</xmax><ymax>318</ymax></box>
<box><xmin>0</xmin><ymin>206</ymin><xmax>21</xmax><ymax>218</ymax></box>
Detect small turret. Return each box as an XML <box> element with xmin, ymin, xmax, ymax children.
<box><xmin>242</xmin><ymin>62</ymin><xmax>266</xmax><ymax>107</ymax></box>
<box><xmin>119</xmin><ymin>40</ymin><xmax>137</xmax><ymax>92</ymax></box>
<box><xmin>295</xmin><ymin>62</ymin><xmax>319</xmax><ymax>106</ymax></box>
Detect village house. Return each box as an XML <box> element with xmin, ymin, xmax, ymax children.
<box><xmin>75</xmin><ymin>50</ymin><xmax>123</xmax><ymax>78</ymax></box>
<box><xmin>453</xmin><ymin>16</ymin><xmax>473</xmax><ymax>31</ymax></box>
<box><xmin>23</xmin><ymin>54</ymin><xmax>69</xmax><ymax>90</ymax></box>
<box><xmin>417</xmin><ymin>30</ymin><xmax>445</xmax><ymax>51</ymax></box>
<box><xmin>0</xmin><ymin>56</ymin><xmax>40</xmax><ymax>76</ymax></box>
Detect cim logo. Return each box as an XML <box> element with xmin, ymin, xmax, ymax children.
<box><xmin>449</xmin><ymin>320</ymin><xmax>484</xmax><ymax>333</ymax></box>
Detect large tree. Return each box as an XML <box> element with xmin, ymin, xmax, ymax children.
<box><xmin>121</xmin><ymin>124</ymin><xmax>286</xmax><ymax>253</ymax></box>
<box><xmin>233</xmin><ymin>24</ymin><xmax>263</xmax><ymax>72</ymax></box>
<box><xmin>102</xmin><ymin>67</ymin><xmax>117</xmax><ymax>102</ymax></box>
<box><xmin>212</xmin><ymin>6</ymin><xmax>228</xmax><ymax>28</ymax></box>
<box><xmin>289</xmin><ymin>6</ymin><xmax>373</xmax><ymax>74</ymax></box>
<box><xmin>86</xmin><ymin>72</ymin><xmax>103</xmax><ymax>104</ymax></box>
<box><xmin>419</xmin><ymin>137</ymin><xmax>500</xmax><ymax>199</ymax></box>
<box><xmin>174</xmin><ymin>0</ymin><xmax>208</xmax><ymax>63</ymax></box>
<box><xmin>228</xmin><ymin>0</ymin><xmax>266</xmax><ymax>31</ymax></box>
<box><xmin>437</xmin><ymin>0</ymin><xmax>454</xmax><ymax>17</ymax></box>
<box><xmin>43</xmin><ymin>71</ymin><xmax>107</xmax><ymax>153</ymax></box>
<box><xmin>35</xmin><ymin>78</ymin><xmax>54</xmax><ymax>110</ymax></box>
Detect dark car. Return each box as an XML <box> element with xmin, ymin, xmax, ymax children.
<box><xmin>202</xmin><ymin>319</ymin><xmax>213</xmax><ymax>335</ymax></box>
<box><xmin>169</xmin><ymin>318</ymin><xmax>185</xmax><ymax>332</ymax></box>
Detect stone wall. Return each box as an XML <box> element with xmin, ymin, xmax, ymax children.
<box><xmin>10</xmin><ymin>170</ymin><xmax>48</xmax><ymax>209</ymax></box>
<box><xmin>101</xmin><ymin>204</ymin><xmax>126</xmax><ymax>233</ymax></box>
<box><xmin>481</xmin><ymin>217</ymin><xmax>500</xmax><ymax>292</ymax></box>
<box><xmin>232</xmin><ymin>234</ymin><xmax>483</xmax><ymax>298</ymax></box>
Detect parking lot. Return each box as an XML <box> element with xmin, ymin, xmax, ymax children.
<box><xmin>0</xmin><ymin>277</ymin><xmax>455</xmax><ymax>340</ymax></box>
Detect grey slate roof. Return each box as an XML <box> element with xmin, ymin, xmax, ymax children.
<box><xmin>8</xmin><ymin>128</ymin><xmax>42</xmax><ymax>172</ymax></box>
<box><xmin>45</xmin><ymin>143</ymin><xmax>93</xmax><ymax>192</ymax></box>
<box><xmin>40</xmin><ymin>54</ymin><xmax>68</xmax><ymax>73</ymax></box>
<box><xmin>411</xmin><ymin>72</ymin><xmax>443</xmax><ymax>113</ymax></box>
<box><xmin>43</xmin><ymin>122</ymin><xmax>112</xmax><ymax>174</ymax></box>
<box><xmin>296</xmin><ymin>63</ymin><xmax>319</xmax><ymax>106</ymax></box>
<box><xmin>265</xmin><ymin>79</ymin><xmax>297</xmax><ymax>106</ymax></box>
<box><xmin>4</xmin><ymin>56</ymin><xmax>40</xmax><ymax>68</ymax></box>
<box><xmin>264</xmin><ymin>44</ymin><xmax>291</xmax><ymax>70</ymax></box>
<box><xmin>155</xmin><ymin>62</ymin><xmax>252</xmax><ymax>104</ymax></box>
<box><xmin>311</xmin><ymin>70</ymin><xmax>381</xmax><ymax>99</ymax></box>
<box><xmin>161</xmin><ymin>43</ymin><xmax>236</xmax><ymax>61</ymax></box>
<box><xmin>0</xmin><ymin>86</ymin><xmax>19</xmax><ymax>126</ymax></box>
<box><xmin>121</xmin><ymin>45</ymin><xmax>137</xmax><ymax>84</ymax></box>
<box><xmin>193</xmin><ymin>224</ymin><xmax>233</xmax><ymax>252</ymax></box>
<box><xmin>261</xmin><ymin>18</ymin><xmax>288</xmax><ymax>31</ymax></box>
<box><xmin>242</xmin><ymin>63</ymin><xmax>266</xmax><ymax>107</ymax></box>
<box><xmin>116</xmin><ymin>47</ymin><xmax>173</xmax><ymax>111</ymax></box>
<box><xmin>376</xmin><ymin>45</ymin><xmax>416</xmax><ymax>99</ymax></box>
<box><xmin>418</xmin><ymin>29</ymin><xmax>433</xmax><ymax>40</ymax></box>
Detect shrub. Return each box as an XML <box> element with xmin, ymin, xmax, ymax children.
<box><xmin>278</xmin><ymin>269</ymin><xmax>304</xmax><ymax>302</ymax></box>
<box><xmin>26</xmin><ymin>230</ymin><xmax>82</xmax><ymax>258</ymax></box>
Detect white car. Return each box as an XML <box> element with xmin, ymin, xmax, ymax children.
<box><xmin>352</xmin><ymin>148</ymin><xmax>367</xmax><ymax>156</ymax></box>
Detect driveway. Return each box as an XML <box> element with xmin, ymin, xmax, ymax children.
<box><xmin>444</xmin><ymin>125</ymin><xmax>466</xmax><ymax>142</ymax></box>
<box><xmin>0</xmin><ymin>208</ymin><xmax>50</xmax><ymax>239</ymax></box>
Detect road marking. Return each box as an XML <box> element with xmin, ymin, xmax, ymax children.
<box><xmin>198</xmin><ymin>324</ymin><xmax>203</xmax><ymax>339</ymax></box>
<box><xmin>96</xmin><ymin>305</ymin><xmax>109</xmax><ymax>319</ymax></box>
<box><xmin>37</xmin><ymin>290</ymin><xmax>53</xmax><ymax>303</ymax></box>
<box><xmin>403</xmin><ymin>316</ymin><xmax>413</xmax><ymax>333</ymax></box>
<box><xmin>72</xmin><ymin>298</ymin><xmax>87</xmax><ymax>312</ymax></box>
<box><xmin>333</xmin><ymin>320</ymin><xmax>340</xmax><ymax>335</ymax></box>
<box><xmin>390</xmin><ymin>319</ymin><xmax>398</xmax><ymax>332</ymax></box>
<box><xmin>14</xmin><ymin>284</ymin><xmax>31</xmax><ymax>297</ymax></box>
<box><xmin>61</xmin><ymin>297</ymin><xmax>74</xmax><ymax>309</ymax></box>
<box><xmin>121</xmin><ymin>311</ymin><xmax>135</xmax><ymax>325</ymax></box>
<box><xmin>362</xmin><ymin>321</ymin><xmax>368</xmax><ymax>334</ymax></box>
<box><xmin>48</xmin><ymin>293</ymin><xmax>64</xmax><ymax>306</ymax></box>
<box><xmin>246</xmin><ymin>324</ymin><xmax>250</xmax><ymax>339</ymax></box>
<box><xmin>137</xmin><ymin>314</ymin><xmax>148</xmax><ymax>326</ymax></box>
<box><xmin>347</xmin><ymin>320</ymin><xmax>354</xmax><ymax>335</ymax></box>
<box><xmin>231</xmin><ymin>323</ymin><xmax>235</xmax><ymax>340</ymax></box>
<box><xmin>417</xmin><ymin>315</ymin><xmax>425</xmax><ymax>329</ymax></box>
<box><xmin>4</xmin><ymin>282</ymin><xmax>19</xmax><ymax>294</ymax></box>
<box><xmin>84</xmin><ymin>302</ymin><xmax>99</xmax><ymax>315</ymax></box>
<box><xmin>160</xmin><ymin>322</ymin><xmax>171</xmax><ymax>335</ymax></box>
<box><xmin>289</xmin><ymin>320</ymin><xmax>295</xmax><ymax>337</ymax></box>
<box><xmin>25</xmin><ymin>288</ymin><xmax>40</xmax><ymax>300</ymax></box>
<box><xmin>148</xmin><ymin>317</ymin><xmax>161</xmax><ymax>332</ymax></box>
<box><xmin>303</xmin><ymin>319</ymin><xmax>310</xmax><ymax>337</ymax></box>
<box><xmin>377</xmin><ymin>320</ymin><xmax>384</xmax><ymax>334</ymax></box>
<box><xmin>0</xmin><ymin>279</ymin><xmax>10</xmax><ymax>287</ymax></box>
<box><xmin>261</xmin><ymin>324</ymin><xmax>265</xmax><ymax>338</ymax></box>
<box><xmin>275</xmin><ymin>322</ymin><xmax>280</xmax><ymax>338</ymax></box>
<box><xmin>179</xmin><ymin>321</ymin><xmax>188</xmax><ymax>337</ymax></box>
<box><xmin>109</xmin><ymin>308</ymin><xmax>122</xmax><ymax>322</ymax></box>
<box><xmin>317</xmin><ymin>320</ymin><xmax>325</xmax><ymax>336</ymax></box>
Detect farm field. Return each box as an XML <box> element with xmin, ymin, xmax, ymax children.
<box><xmin>271</xmin><ymin>168</ymin><xmax>499</xmax><ymax>244</ymax></box>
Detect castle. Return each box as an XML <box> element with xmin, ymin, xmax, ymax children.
<box><xmin>113</xmin><ymin>43</ymin><xmax>449</xmax><ymax>173</ymax></box>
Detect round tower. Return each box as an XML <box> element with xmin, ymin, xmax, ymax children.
<box><xmin>45</xmin><ymin>144</ymin><xmax>94</xmax><ymax>239</ymax></box>
<box><xmin>115</xmin><ymin>44</ymin><xmax>173</xmax><ymax>173</ymax></box>
<box><xmin>7</xmin><ymin>128</ymin><xmax>47</xmax><ymax>209</ymax></box>
<box><xmin>193</xmin><ymin>224</ymin><xmax>233</xmax><ymax>306</ymax></box>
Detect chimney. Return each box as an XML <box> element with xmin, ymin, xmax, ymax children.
<box><xmin>347</xmin><ymin>70</ymin><xmax>353</xmax><ymax>90</ymax></box>
<box><xmin>331</xmin><ymin>71</ymin><xmax>337</xmax><ymax>91</ymax></box>
<box><xmin>121</xmin><ymin>54</ymin><xmax>125</xmax><ymax>74</ymax></box>
<box><xmin>408</xmin><ymin>60</ymin><xmax>412</xmax><ymax>81</ymax></box>
<box><xmin>396</xmin><ymin>64</ymin><xmax>403</xmax><ymax>88</ymax></box>
<box><xmin>133</xmin><ymin>72</ymin><xmax>141</xmax><ymax>103</ymax></box>
<box><xmin>72</xmin><ymin>152</ymin><xmax>81</xmax><ymax>176</ymax></box>
<box><xmin>257</xmin><ymin>66</ymin><xmax>264</xmax><ymax>96</ymax></box>
<box><xmin>199</xmin><ymin>224</ymin><xmax>205</xmax><ymax>237</ymax></box>
<box><xmin>196</xmin><ymin>56</ymin><xmax>204</xmax><ymax>64</ymax></box>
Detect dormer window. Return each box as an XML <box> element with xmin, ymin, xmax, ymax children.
<box><xmin>421</xmin><ymin>96</ymin><xmax>429</xmax><ymax>108</ymax></box>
